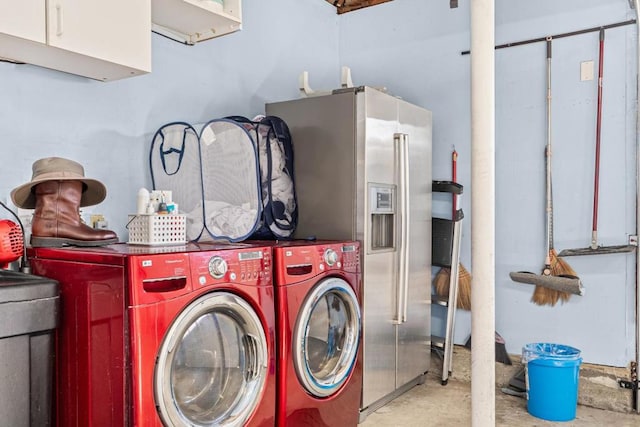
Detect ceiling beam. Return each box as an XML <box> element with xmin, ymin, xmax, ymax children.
<box><xmin>325</xmin><ymin>0</ymin><xmax>393</xmax><ymax>14</ymax></box>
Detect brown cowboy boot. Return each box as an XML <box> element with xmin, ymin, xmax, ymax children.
<box><xmin>31</xmin><ymin>180</ymin><xmax>118</xmax><ymax>247</ymax></box>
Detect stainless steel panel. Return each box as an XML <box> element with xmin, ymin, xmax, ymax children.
<box><xmin>354</xmin><ymin>90</ymin><xmax>367</xmax><ymax>244</ymax></box>
<box><xmin>361</xmin><ymin>89</ymin><xmax>398</xmax><ymax>199</ymax></box>
<box><xmin>361</xmin><ymin>250</ymin><xmax>398</xmax><ymax>408</ymax></box>
<box><xmin>266</xmin><ymin>92</ymin><xmax>358</xmax><ymax>240</ymax></box>
<box><xmin>396</xmin><ymin>98</ymin><xmax>432</xmax><ymax>387</ymax></box>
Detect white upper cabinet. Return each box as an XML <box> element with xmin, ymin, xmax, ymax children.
<box><xmin>0</xmin><ymin>0</ymin><xmax>151</xmax><ymax>81</ymax></box>
<box><xmin>46</xmin><ymin>0</ymin><xmax>151</xmax><ymax>74</ymax></box>
<box><xmin>0</xmin><ymin>0</ymin><xmax>45</xmax><ymax>43</ymax></box>
<box><xmin>152</xmin><ymin>0</ymin><xmax>242</xmax><ymax>45</ymax></box>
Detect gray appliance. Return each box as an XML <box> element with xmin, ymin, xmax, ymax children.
<box><xmin>0</xmin><ymin>270</ymin><xmax>59</xmax><ymax>427</ymax></box>
<box><xmin>267</xmin><ymin>86</ymin><xmax>432</xmax><ymax>421</ymax></box>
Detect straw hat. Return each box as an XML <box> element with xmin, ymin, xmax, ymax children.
<box><xmin>10</xmin><ymin>157</ymin><xmax>107</xmax><ymax>209</ymax></box>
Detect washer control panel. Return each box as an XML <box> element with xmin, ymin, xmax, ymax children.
<box><xmin>190</xmin><ymin>247</ymin><xmax>272</xmax><ymax>286</ymax></box>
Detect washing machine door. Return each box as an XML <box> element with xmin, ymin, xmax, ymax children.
<box><xmin>155</xmin><ymin>291</ymin><xmax>268</xmax><ymax>427</ymax></box>
<box><xmin>293</xmin><ymin>276</ymin><xmax>361</xmax><ymax>397</ymax></box>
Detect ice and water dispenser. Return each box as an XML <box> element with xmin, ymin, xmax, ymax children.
<box><xmin>369</xmin><ymin>184</ymin><xmax>396</xmax><ymax>250</ymax></box>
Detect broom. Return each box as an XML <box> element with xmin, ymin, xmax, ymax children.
<box><xmin>434</xmin><ymin>149</ymin><xmax>472</xmax><ymax>310</ymax></box>
<box><xmin>531</xmin><ymin>38</ymin><xmax>577</xmax><ymax>306</ymax></box>
<box><xmin>510</xmin><ymin>38</ymin><xmax>583</xmax><ymax>305</ymax></box>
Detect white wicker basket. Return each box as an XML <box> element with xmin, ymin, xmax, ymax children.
<box><xmin>127</xmin><ymin>214</ymin><xmax>187</xmax><ymax>245</ymax></box>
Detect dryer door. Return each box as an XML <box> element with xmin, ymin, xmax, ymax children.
<box><xmin>155</xmin><ymin>291</ymin><xmax>268</xmax><ymax>427</ymax></box>
<box><xmin>293</xmin><ymin>276</ymin><xmax>361</xmax><ymax>397</ymax></box>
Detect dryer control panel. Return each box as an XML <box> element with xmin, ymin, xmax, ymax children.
<box><xmin>274</xmin><ymin>241</ymin><xmax>360</xmax><ymax>284</ymax></box>
<box><xmin>315</xmin><ymin>242</ymin><xmax>360</xmax><ymax>274</ymax></box>
<box><xmin>339</xmin><ymin>242</ymin><xmax>360</xmax><ymax>273</ymax></box>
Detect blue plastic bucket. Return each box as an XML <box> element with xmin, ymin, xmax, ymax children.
<box><xmin>522</xmin><ymin>343</ymin><xmax>582</xmax><ymax>422</ymax></box>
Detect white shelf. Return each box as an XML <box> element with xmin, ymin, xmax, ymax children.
<box><xmin>152</xmin><ymin>0</ymin><xmax>242</xmax><ymax>45</ymax></box>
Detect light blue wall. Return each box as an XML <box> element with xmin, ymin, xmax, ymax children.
<box><xmin>337</xmin><ymin>0</ymin><xmax>636</xmax><ymax>366</ymax></box>
<box><xmin>0</xmin><ymin>0</ymin><xmax>636</xmax><ymax>366</ymax></box>
<box><xmin>1</xmin><ymin>0</ymin><xmax>338</xmax><ymax>234</ymax></box>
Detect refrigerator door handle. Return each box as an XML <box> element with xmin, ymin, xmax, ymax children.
<box><xmin>394</xmin><ymin>133</ymin><xmax>410</xmax><ymax>324</ymax></box>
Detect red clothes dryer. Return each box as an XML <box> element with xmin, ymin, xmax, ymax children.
<box><xmin>271</xmin><ymin>240</ymin><xmax>362</xmax><ymax>427</ymax></box>
<box><xmin>28</xmin><ymin>242</ymin><xmax>276</xmax><ymax>427</ymax></box>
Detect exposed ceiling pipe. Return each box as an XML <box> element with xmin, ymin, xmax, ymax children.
<box><xmin>634</xmin><ymin>0</ymin><xmax>640</xmax><ymax>414</ymax></box>
<box><xmin>470</xmin><ymin>0</ymin><xmax>496</xmax><ymax>425</ymax></box>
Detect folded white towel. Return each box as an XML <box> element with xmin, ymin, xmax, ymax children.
<box><xmin>187</xmin><ymin>200</ymin><xmax>258</xmax><ymax>241</ymax></box>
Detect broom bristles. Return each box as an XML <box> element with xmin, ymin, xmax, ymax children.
<box><xmin>550</xmin><ymin>249</ymin><xmax>574</xmax><ymax>303</ymax></box>
<box><xmin>433</xmin><ymin>267</ymin><xmax>450</xmax><ymax>297</ymax></box>
<box><xmin>458</xmin><ymin>264</ymin><xmax>472</xmax><ymax>311</ymax></box>
<box><xmin>531</xmin><ymin>249</ymin><xmax>575</xmax><ymax>306</ymax></box>
<box><xmin>551</xmin><ymin>252</ymin><xmax>577</xmax><ymax>275</ymax></box>
<box><xmin>532</xmin><ymin>285</ymin><xmax>560</xmax><ymax>306</ymax></box>
<box><xmin>433</xmin><ymin>265</ymin><xmax>472</xmax><ymax>311</ymax></box>
<box><xmin>433</xmin><ymin>267</ymin><xmax>451</xmax><ymax>297</ymax></box>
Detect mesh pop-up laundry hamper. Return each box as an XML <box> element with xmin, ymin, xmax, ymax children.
<box><xmin>150</xmin><ymin>119</ymin><xmax>262</xmax><ymax>242</ymax></box>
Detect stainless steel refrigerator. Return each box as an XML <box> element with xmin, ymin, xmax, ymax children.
<box><xmin>266</xmin><ymin>86</ymin><xmax>432</xmax><ymax>421</ymax></box>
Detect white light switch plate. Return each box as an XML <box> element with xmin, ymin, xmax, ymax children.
<box><xmin>581</xmin><ymin>60</ymin><xmax>594</xmax><ymax>81</ymax></box>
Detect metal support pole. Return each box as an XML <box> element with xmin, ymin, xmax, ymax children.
<box><xmin>470</xmin><ymin>0</ymin><xmax>496</xmax><ymax>425</ymax></box>
<box><xmin>634</xmin><ymin>0</ymin><xmax>640</xmax><ymax>414</ymax></box>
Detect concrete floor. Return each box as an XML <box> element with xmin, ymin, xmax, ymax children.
<box><xmin>358</xmin><ymin>346</ymin><xmax>640</xmax><ymax>427</ymax></box>
<box><xmin>359</xmin><ymin>366</ymin><xmax>640</xmax><ymax>426</ymax></box>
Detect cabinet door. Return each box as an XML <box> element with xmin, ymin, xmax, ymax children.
<box><xmin>46</xmin><ymin>0</ymin><xmax>150</xmax><ymax>73</ymax></box>
<box><xmin>0</xmin><ymin>0</ymin><xmax>46</xmax><ymax>43</ymax></box>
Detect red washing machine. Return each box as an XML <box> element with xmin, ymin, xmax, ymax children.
<box><xmin>270</xmin><ymin>240</ymin><xmax>362</xmax><ymax>427</ymax></box>
<box><xmin>28</xmin><ymin>242</ymin><xmax>276</xmax><ymax>427</ymax></box>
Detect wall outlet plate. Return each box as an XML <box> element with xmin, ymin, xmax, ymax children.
<box><xmin>581</xmin><ymin>60</ymin><xmax>594</xmax><ymax>81</ymax></box>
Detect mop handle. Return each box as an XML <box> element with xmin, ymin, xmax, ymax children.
<box><xmin>592</xmin><ymin>28</ymin><xmax>605</xmax><ymax>247</ymax></box>
<box><xmin>545</xmin><ymin>37</ymin><xmax>553</xmax><ymax>263</ymax></box>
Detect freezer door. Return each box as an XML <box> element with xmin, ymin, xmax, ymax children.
<box><xmin>361</xmin><ymin>88</ymin><xmax>401</xmax><ymax>407</ymax></box>
<box><xmin>395</xmin><ymin>98</ymin><xmax>432</xmax><ymax>387</ymax></box>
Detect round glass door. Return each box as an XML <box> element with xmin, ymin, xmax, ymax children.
<box><xmin>293</xmin><ymin>277</ymin><xmax>361</xmax><ymax>397</ymax></box>
<box><xmin>155</xmin><ymin>292</ymin><xmax>268</xmax><ymax>427</ymax></box>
